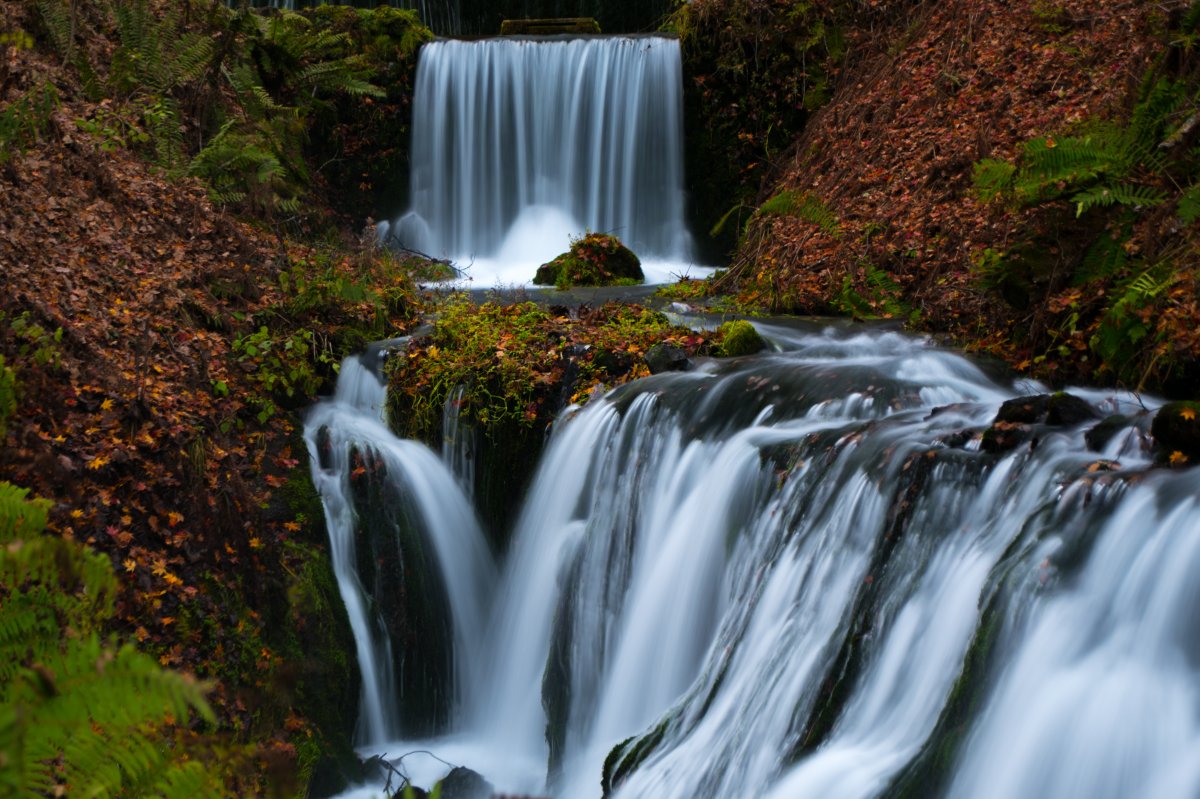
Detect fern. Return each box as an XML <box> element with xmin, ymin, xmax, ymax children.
<box><xmin>1072</xmin><ymin>183</ymin><xmax>1166</xmax><ymax>217</ymax></box>
<box><xmin>0</xmin><ymin>483</ymin><xmax>226</xmax><ymax>798</ymax></box>
<box><xmin>1178</xmin><ymin>183</ymin><xmax>1200</xmax><ymax>224</ymax></box>
<box><xmin>0</xmin><ymin>356</ymin><xmax>16</xmax><ymax>437</ymax></box>
<box><xmin>32</xmin><ymin>0</ymin><xmax>74</xmax><ymax>61</ymax></box>
<box><xmin>752</xmin><ymin>190</ymin><xmax>841</xmax><ymax>236</ymax></box>
<box><xmin>972</xmin><ymin>158</ymin><xmax>1017</xmax><ymax>202</ymax></box>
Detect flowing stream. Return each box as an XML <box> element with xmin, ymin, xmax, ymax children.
<box><xmin>306</xmin><ymin>322</ymin><xmax>1200</xmax><ymax>798</ymax></box>
<box><xmin>380</xmin><ymin>35</ymin><xmax>698</xmax><ymax>286</ymax></box>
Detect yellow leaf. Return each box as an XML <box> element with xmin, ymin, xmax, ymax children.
<box><xmin>1169</xmin><ymin>450</ymin><xmax>1189</xmax><ymax>466</ymax></box>
<box><xmin>123</xmin><ymin>558</ymin><xmax>137</xmax><ymax>572</ymax></box>
<box><xmin>1180</xmin><ymin>407</ymin><xmax>1196</xmax><ymax>421</ymax></box>
<box><xmin>100</xmin><ymin>398</ymin><xmax>114</xmax><ymax>411</ymax></box>
<box><xmin>86</xmin><ymin>455</ymin><xmax>109</xmax><ymax>470</ymax></box>
<box><xmin>249</xmin><ymin>537</ymin><xmax>263</xmax><ymax>550</ymax></box>
<box><xmin>167</xmin><ymin>511</ymin><xmax>184</xmax><ymax>527</ymax></box>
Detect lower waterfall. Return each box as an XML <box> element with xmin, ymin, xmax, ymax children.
<box><xmin>306</xmin><ymin>322</ymin><xmax>1200</xmax><ymax>798</ymax></box>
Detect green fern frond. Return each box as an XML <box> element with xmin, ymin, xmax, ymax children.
<box><xmin>972</xmin><ymin>158</ymin><xmax>1016</xmax><ymax>202</ymax></box>
<box><xmin>0</xmin><ymin>482</ymin><xmax>226</xmax><ymax>798</ymax></box>
<box><xmin>1073</xmin><ymin>183</ymin><xmax>1166</xmax><ymax>216</ymax></box>
<box><xmin>1177</xmin><ymin>183</ymin><xmax>1200</xmax><ymax>224</ymax></box>
<box><xmin>295</xmin><ymin>60</ymin><xmax>385</xmax><ymax>98</ymax></box>
<box><xmin>33</xmin><ymin>0</ymin><xmax>74</xmax><ymax>61</ymax></box>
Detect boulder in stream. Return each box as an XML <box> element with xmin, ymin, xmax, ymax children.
<box><xmin>982</xmin><ymin>392</ymin><xmax>1099</xmax><ymax>453</ymax></box>
<box><xmin>533</xmin><ymin>233</ymin><xmax>644</xmax><ymax>288</ymax></box>
<box><xmin>1151</xmin><ymin>400</ymin><xmax>1200</xmax><ymax>466</ymax></box>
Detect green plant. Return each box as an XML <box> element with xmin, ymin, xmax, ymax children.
<box><xmin>0</xmin><ymin>356</ymin><xmax>17</xmax><ymax>438</ymax></box>
<box><xmin>0</xmin><ymin>482</ymin><xmax>225</xmax><ymax>798</ymax></box>
<box><xmin>533</xmin><ymin>232</ymin><xmax>644</xmax><ymax>288</ymax></box>
<box><xmin>0</xmin><ymin>82</ymin><xmax>59</xmax><ymax>165</ymax></box>
<box><xmin>6</xmin><ymin>311</ymin><xmax>63</xmax><ymax>368</ymax></box>
<box><xmin>1090</xmin><ymin>266</ymin><xmax>1176</xmax><ymax>382</ymax></box>
<box><xmin>749</xmin><ymin>190</ymin><xmax>840</xmax><ymax>238</ymax></box>
<box><xmin>834</xmin><ymin>261</ymin><xmax>909</xmax><ymax>320</ymax></box>
<box><xmin>232</xmin><ymin>326</ymin><xmax>336</xmax><ymax>422</ymax></box>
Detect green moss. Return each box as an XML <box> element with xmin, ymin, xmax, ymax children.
<box><xmin>715</xmin><ymin>319</ymin><xmax>765</xmax><ymax>356</ymax></box>
<box><xmin>386</xmin><ymin>298</ymin><xmax>711</xmax><ymax>546</ymax></box>
<box><xmin>533</xmin><ymin>232</ymin><xmax>644</xmax><ymax>288</ymax></box>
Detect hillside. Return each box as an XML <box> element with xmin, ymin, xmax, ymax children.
<box><xmin>681</xmin><ymin>0</ymin><xmax>1200</xmax><ymax>395</ymax></box>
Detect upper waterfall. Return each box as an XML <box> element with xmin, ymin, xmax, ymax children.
<box><xmin>383</xmin><ymin>36</ymin><xmax>697</xmax><ymax>285</ymax></box>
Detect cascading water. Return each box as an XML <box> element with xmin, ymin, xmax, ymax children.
<box><xmin>304</xmin><ymin>348</ymin><xmax>495</xmax><ymax>744</ymax></box>
<box><xmin>316</xmin><ymin>320</ymin><xmax>1200</xmax><ymax>798</ymax></box>
<box><xmin>381</xmin><ymin>36</ymin><xmax>697</xmax><ymax>285</ymax></box>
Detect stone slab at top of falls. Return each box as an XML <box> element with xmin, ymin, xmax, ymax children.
<box><xmin>379</xmin><ymin>34</ymin><xmax>716</xmax><ymax>288</ymax></box>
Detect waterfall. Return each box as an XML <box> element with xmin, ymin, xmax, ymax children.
<box><xmin>383</xmin><ymin>36</ymin><xmax>695</xmax><ymax>285</ymax></box>
<box><xmin>319</xmin><ymin>323</ymin><xmax>1200</xmax><ymax>798</ymax></box>
<box><xmin>304</xmin><ymin>351</ymin><xmax>495</xmax><ymax>745</ymax></box>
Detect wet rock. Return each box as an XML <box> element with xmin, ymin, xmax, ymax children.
<box><xmin>437</xmin><ymin>766</ymin><xmax>494</xmax><ymax>799</ymax></box>
<box><xmin>1045</xmin><ymin>392</ymin><xmax>1099</xmax><ymax>426</ymax></box>
<box><xmin>715</xmin><ymin>319</ymin><xmax>766</xmax><ymax>357</ymax></box>
<box><xmin>982</xmin><ymin>392</ymin><xmax>1098</xmax><ymax>453</ymax></box>
<box><xmin>1151</xmin><ymin>400</ymin><xmax>1200</xmax><ymax>466</ymax></box>
<box><xmin>644</xmin><ymin>342</ymin><xmax>692</xmax><ymax>374</ymax></box>
<box><xmin>1085</xmin><ymin>414</ymin><xmax>1132</xmax><ymax>452</ymax></box>
<box><xmin>533</xmin><ymin>233</ymin><xmax>643</xmax><ymax>288</ymax></box>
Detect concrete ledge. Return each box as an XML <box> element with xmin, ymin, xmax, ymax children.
<box><xmin>499</xmin><ymin>18</ymin><xmax>602</xmax><ymax>35</ymax></box>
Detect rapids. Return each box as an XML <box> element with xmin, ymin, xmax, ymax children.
<box><xmin>306</xmin><ymin>322</ymin><xmax>1199</xmax><ymax>799</ymax></box>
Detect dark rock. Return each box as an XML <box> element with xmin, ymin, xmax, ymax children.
<box><xmin>994</xmin><ymin>395</ymin><xmax>1051</xmax><ymax>425</ymax></box>
<box><xmin>644</xmin><ymin>342</ymin><xmax>692</xmax><ymax>374</ymax></box>
<box><xmin>983</xmin><ymin>392</ymin><xmax>1098</xmax><ymax>453</ymax></box>
<box><xmin>437</xmin><ymin>766</ymin><xmax>494</xmax><ymax>799</ymax></box>
<box><xmin>1085</xmin><ymin>414</ymin><xmax>1131</xmax><ymax>452</ymax></box>
<box><xmin>316</xmin><ymin>425</ymin><xmax>334</xmax><ymax>470</ymax></box>
<box><xmin>1046</xmin><ymin>392</ymin><xmax>1100</xmax><ymax>426</ymax></box>
<box><xmin>1151</xmin><ymin>400</ymin><xmax>1200</xmax><ymax>466</ymax></box>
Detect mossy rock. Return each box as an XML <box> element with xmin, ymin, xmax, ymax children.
<box><xmin>1151</xmin><ymin>401</ymin><xmax>1200</xmax><ymax>466</ymax></box>
<box><xmin>533</xmin><ymin>233</ymin><xmax>644</xmax><ymax>288</ymax></box>
<box><xmin>715</xmin><ymin>319</ymin><xmax>765</xmax><ymax>357</ymax></box>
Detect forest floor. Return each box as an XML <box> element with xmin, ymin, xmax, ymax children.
<box><xmin>713</xmin><ymin>0</ymin><xmax>1200</xmax><ymax>396</ymax></box>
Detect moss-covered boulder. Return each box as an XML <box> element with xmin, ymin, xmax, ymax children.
<box><xmin>715</xmin><ymin>319</ymin><xmax>766</xmax><ymax>357</ymax></box>
<box><xmin>1151</xmin><ymin>401</ymin><xmax>1200</xmax><ymax>467</ymax></box>
<box><xmin>533</xmin><ymin>233</ymin><xmax>644</xmax><ymax>288</ymax></box>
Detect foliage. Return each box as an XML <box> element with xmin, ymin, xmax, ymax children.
<box><xmin>833</xmin><ymin>260</ymin><xmax>910</xmax><ymax>320</ymax></box>
<box><xmin>533</xmin><ymin>232</ymin><xmax>644</xmax><ymax>288</ymax></box>
<box><xmin>0</xmin><ymin>482</ymin><xmax>227</xmax><ymax>798</ymax></box>
<box><xmin>4</xmin><ymin>312</ymin><xmax>63</xmax><ymax>368</ymax></box>
<box><xmin>0</xmin><ymin>356</ymin><xmax>15</xmax><ymax>437</ymax></box>
<box><xmin>967</xmin><ymin>5</ymin><xmax>1200</xmax><ymax>389</ymax></box>
<box><xmin>0</xmin><ymin>82</ymin><xmax>58</xmax><ymax>166</ymax></box>
<box><xmin>231</xmin><ymin>248</ymin><xmax>418</xmax><ymax>423</ymax></box>
<box><xmin>388</xmin><ymin>297</ymin><xmax>709</xmax><ymax>443</ymax></box>
<box><xmin>668</xmin><ymin>0</ymin><xmax>847</xmax><ymax>253</ymax></box>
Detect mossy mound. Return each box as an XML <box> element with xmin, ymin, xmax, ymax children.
<box><xmin>715</xmin><ymin>319</ymin><xmax>766</xmax><ymax>357</ymax></box>
<box><xmin>533</xmin><ymin>233</ymin><xmax>644</xmax><ymax>288</ymax></box>
<box><xmin>1151</xmin><ymin>401</ymin><xmax>1200</xmax><ymax>467</ymax></box>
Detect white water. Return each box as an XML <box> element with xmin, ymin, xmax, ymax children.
<box><xmin>304</xmin><ymin>352</ymin><xmax>495</xmax><ymax>745</ymax></box>
<box><xmin>382</xmin><ymin>36</ymin><xmax>708</xmax><ymax>286</ymax></box>
<box><xmin>318</xmin><ymin>323</ymin><xmax>1200</xmax><ymax>799</ymax></box>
